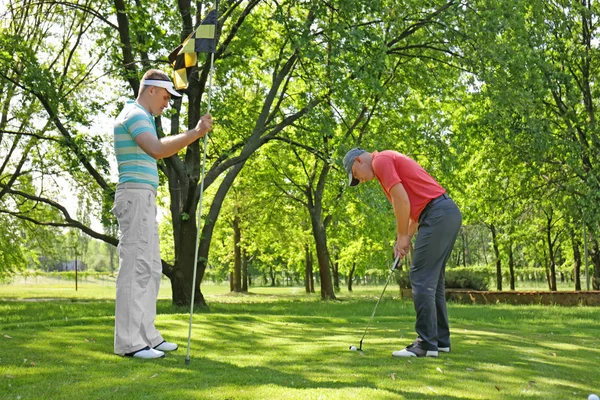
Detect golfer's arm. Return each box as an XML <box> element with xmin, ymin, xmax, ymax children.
<box><xmin>389</xmin><ymin>182</ymin><xmax>411</xmax><ymax>237</ymax></box>
<box><xmin>134</xmin><ymin>128</ymin><xmax>206</xmax><ymax>160</ymax></box>
<box><xmin>408</xmin><ymin>218</ymin><xmax>418</xmax><ymax>238</ymax></box>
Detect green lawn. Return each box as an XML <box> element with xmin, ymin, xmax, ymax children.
<box><xmin>1</xmin><ymin>279</ymin><xmax>599</xmax><ymax>399</ymax></box>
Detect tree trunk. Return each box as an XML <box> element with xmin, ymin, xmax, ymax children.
<box><xmin>309</xmin><ymin>253</ymin><xmax>315</xmax><ymax>293</ymax></box>
<box><xmin>169</xmin><ymin>218</ymin><xmax>206</xmax><ymax>307</ymax></box>
<box><xmin>306</xmin><ymin>164</ymin><xmax>336</xmax><ymax>300</ymax></box>
<box><xmin>542</xmin><ymin>245</ymin><xmax>552</xmax><ymax>291</ymax></box>
<box><xmin>163</xmin><ymin>0</ymin><xmax>209</xmax><ymax>307</ymax></box>
<box><xmin>309</xmin><ymin>212</ymin><xmax>335</xmax><ymax>300</ymax></box>
<box><xmin>232</xmin><ymin>212</ymin><xmax>242</xmax><ymax>293</ymax></box>
<box><xmin>242</xmin><ymin>248</ymin><xmax>248</xmax><ymax>292</ymax></box>
<box><xmin>572</xmin><ymin>233</ymin><xmax>581</xmax><ymax>291</ymax></box>
<box><xmin>592</xmin><ymin>239</ymin><xmax>600</xmax><ymax>290</ymax></box>
<box><xmin>187</xmin><ymin>163</ymin><xmax>245</xmax><ymax>305</ymax></box>
<box><xmin>490</xmin><ymin>224</ymin><xmax>502</xmax><ymax>291</ymax></box>
<box><xmin>347</xmin><ymin>262</ymin><xmax>356</xmax><ymax>292</ymax></box>
<box><xmin>546</xmin><ymin>216</ymin><xmax>557</xmax><ymax>291</ymax></box>
<box><xmin>508</xmin><ymin>241</ymin><xmax>515</xmax><ymax>290</ymax></box>
<box><xmin>453</xmin><ymin>244</ymin><xmax>460</xmax><ymax>268</ymax></box>
<box><xmin>113</xmin><ymin>0</ymin><xmax>140</xmax><ymax>96</ymax></box>
<box><xmin>165</xmin><ymin>36</ymin><xmax>317</xmax><ymax>306</ymax></box>
<box><xmin>229</xmin><ymin>271</ymin><xmax>234</xmax><ymax>292</ymax></box>
<box><xmin>304</xmin><ymin>244</ymin><xmax>312</xmax><ymax>294</ymax></box>
<box><xmin>269</xmin><ymin>265</ymin><xmax>276</xmax><ymax>286</ymax></box>
<box><xmin>332</xmin><ymin>260</ymin><xmax>340</xmax><ymax>292</ymax></box>
<box><xmin>462</xmin><ymin>229</ymin><xmax>467</xmax><ymax>267</ymax></box>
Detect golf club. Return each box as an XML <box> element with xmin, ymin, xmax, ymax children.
<box><xmin>350</xmin><ymin>255</ymin><xmax>401</xmax><ymax>352</ymax></box>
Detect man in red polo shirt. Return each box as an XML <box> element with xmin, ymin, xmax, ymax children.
<box><xmin>343</xmin><ymin>148</ymin><xmax>462</xmax><ymax>357</ymax></box>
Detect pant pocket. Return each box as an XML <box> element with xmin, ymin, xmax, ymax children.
<box><xmin>112</xmin><ymin>194</ymin><xmax>149</xmax><ymax>244</ymax></box>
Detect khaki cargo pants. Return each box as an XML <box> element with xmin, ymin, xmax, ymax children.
<box><xmin>112</xmin><ymin>183</ymin><xmax>164</xmax><ymax>355</ymax></box>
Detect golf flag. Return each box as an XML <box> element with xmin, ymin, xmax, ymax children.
<box><xmin>169</xmin><ymin>7</ymin><xmax>218</xmax><ymax>89</ymax></box>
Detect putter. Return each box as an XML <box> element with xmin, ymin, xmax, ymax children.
<box><xmin>350</xmin><ymin>255</ymin><xmax>401</xmax><ymax>352</ymax></box>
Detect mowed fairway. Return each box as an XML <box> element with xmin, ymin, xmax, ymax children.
<box><xmin>0</xmin><ymin>278</ymin><xmax>599</xmax><ymax>399</ymax></box>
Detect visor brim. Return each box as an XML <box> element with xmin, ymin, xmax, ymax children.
<box><xmin>143</xmin><ymin>79</ymin><xmax>182</xmax><ymax>97</ymax></box>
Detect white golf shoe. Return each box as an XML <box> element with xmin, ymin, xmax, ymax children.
<box><xmin>125</xmin><ymin>346</ymin><xmax>165</xmax><ymax>359</ymax></box>
<box><xmin>392</xmin><ymin>338</ymin><xmax>438</xmax><ymax>357</ymax></box>
<box><xmin>154</xmin><ymin>341</ymin><xmax>178</xmax><ymax>352</ymax></box>
<box><xmin>392</xmin><ymin>347</ymin><xmax>438</xmax><ymax>357</ymax></box>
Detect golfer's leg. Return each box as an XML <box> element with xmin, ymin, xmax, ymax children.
<box><xmin>411</xmin><ymin>224</ymin><xmax>441</xmax><ymax>351</ymax></box>
<box><xmin>140</xmin><ymin>196</ymin><xmax>164</xmax><ymax>348</ymax></box>
<box><xmin>114</xmin><ymin>190</ymin><xmax>150</xmax><ymax>355</ymax></box>
<box><xmin>435</xmin><ymin>201</ymin><xmax>462</xmax><ymax>348</ymax></box>
<box><xmin>435</xmin><ymin>266</ymin><xmax>450</xmax><ymax>348</ymax></box>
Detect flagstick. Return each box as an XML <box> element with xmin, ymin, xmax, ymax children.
<box><xmin>185</xmin><ymin>51</ymin><xmax>215</xmax><ymax>365</ymax></box>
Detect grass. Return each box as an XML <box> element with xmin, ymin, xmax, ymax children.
<box><xmin>1</xmin><ymin>278</ymin><xmax>599</xmax><ymax>399</ymax></box>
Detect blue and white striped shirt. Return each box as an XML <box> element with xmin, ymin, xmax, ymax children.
<box><xmin>113</xmin><ymin>101</ymin><xmax>159</xmax><ymax>188</ymax></box>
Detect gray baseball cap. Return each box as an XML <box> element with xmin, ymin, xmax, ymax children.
<box><xmin>343</xmin><ymin>147</ymin><xmax>365</xmax><ymax>187</ymax></box>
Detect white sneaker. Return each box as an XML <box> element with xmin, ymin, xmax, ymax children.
<box><xmin>392</xmin><ymin>348</ymin><xmax>438</xmax><ymax>357</ymax></box>
<box><xmin>154</xmin><ymin>341</ymin><xmax>178</xmax><ymax>352</ymax></box>
<box><xmin>438</xmin><ymin>346</ymin><xmax>450</xmax><ymax>353</ymax></box>
<box><xmin>392</xmin><ymin>340</ymin><xmax>438</xmax><ymax>357</ymax></box>
<box><xmin>392</xmin><ymin>338</ymin><xmax>440</xmax><ymax>357</ymax></box>
<box><xmin>125</xmin><ymin>346</ymin><xmax>165</xmax><ymax>359</ymax></box>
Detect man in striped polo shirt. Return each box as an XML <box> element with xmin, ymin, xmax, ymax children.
<box><xmin>113</xmin><ymin>69</ymin><xmax>213</xmax><ymax>359</ymax></box>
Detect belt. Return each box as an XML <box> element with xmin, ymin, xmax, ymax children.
<box><xmin>419</xmin><ymin>193</ymin><xmax>449</xmax><ymax>222</ymax></box>
<box><xmin>116</xmin><ymin>182</ymin><xmax>157</xmax><ymax>195</ymax></box>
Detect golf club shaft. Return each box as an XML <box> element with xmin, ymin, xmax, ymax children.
<box><xmin>359</xmin><ymin>256</ymin><xmax>401</xmax><ymax>348</ymax></box>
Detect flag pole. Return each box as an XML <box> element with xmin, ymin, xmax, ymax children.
<box><xmin>185</xmin><ymin>49</ymin><xmax>216</xmax><ymax>366</ymax></box>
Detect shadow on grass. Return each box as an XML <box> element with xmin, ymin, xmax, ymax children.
<box><xmin>0</xmin><ymin>323</ymin><xmax>475</xmax><ymax>400</ymax></box>
<box><xmin>1</xmin><ymin>296</ymin><xmax>599</xmax><ymax>399</ymax></box>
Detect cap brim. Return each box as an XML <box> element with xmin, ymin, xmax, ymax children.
<box><xmin>348</xmin><ymin>173</ymin><xmax>359</xmax><ymax>187</ymax></box>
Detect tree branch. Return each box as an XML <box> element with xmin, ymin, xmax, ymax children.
<box><xmin>0</xmin><ymin>184</ymin><xmax>118</xmax><ymax>245</ymax></box>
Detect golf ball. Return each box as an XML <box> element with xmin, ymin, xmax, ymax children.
<box><xmin>589</xmin><ymin>395</ymin><xmax>599</xmax><ymax>400</ymax></box>
<box><xmin>349</xmin><ymin>345</ymin><xmax>358</xmax><ymax>351</ymax></box>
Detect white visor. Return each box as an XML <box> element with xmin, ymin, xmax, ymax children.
<box><xmin>143</xmin><ymin>79</ymin><xmax>182</xmax><ymax>97</ymax></box>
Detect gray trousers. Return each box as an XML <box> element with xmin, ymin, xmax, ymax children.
<box><xmin>410</xmin><ymin>195</ymin><xmax>462</xmax><ymax>351</ymax></box>
<box><xmin>112</xmin><ymin>183</ymin><xmax>164</xmax><ymax>355</ymax></box>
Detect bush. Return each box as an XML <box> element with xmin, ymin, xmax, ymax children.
<box><xmin>395</xmin><ymin>270</ymin><xmax>410</xmax><ymax>289</ymax></box>
<box><xmin>396</xmin><ymin>266</ymin><xmax>489</xmax><ymax>291</ymax></box>
<box><xmin>445</xmin><ymin>267</ymin><xmax>489</xmax><ymax>291</ymax></box>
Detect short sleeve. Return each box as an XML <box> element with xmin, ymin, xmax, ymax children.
<box><xmin>123</xmin><ymin>109</ymin><xmax>154</xmax><ymax>139</ymax></box>
<box><xmin>372</xmin><ymin>155</ymin><xmax>402</xmax><ymax>193</ymax></box>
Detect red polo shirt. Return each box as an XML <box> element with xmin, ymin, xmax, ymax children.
<box><xmin>372</xmin><ymin>151</ymin><xmax>446</xmax><ymax>221</ymax></box>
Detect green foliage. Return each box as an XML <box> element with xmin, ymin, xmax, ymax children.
<box><xmin>3</xmin><ymin>0</ymin><xmax>600</xmax><ymax>301</ymax></box>
<box><xmin>396</xmin><ymin>266</ymin><xmax>490</xmax><ymax>291</ymax></box>
<box><xmin>445</xmin><ymin>267</ymin><xmax>490</xmax><ymax>291</ymax></box>
<box><xmin>0</xmin><ymin>215</ymin><xmax>26</xmax><ymax>283</ymax></box>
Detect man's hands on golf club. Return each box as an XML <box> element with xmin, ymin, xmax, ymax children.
<box><xmin>395</xmin><ymin>233</ymin><xmax>411</xmax><ymax>259</ymax></box>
